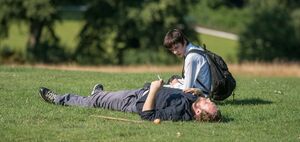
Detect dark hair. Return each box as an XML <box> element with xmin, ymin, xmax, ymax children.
<box><xmin>167</xmin><ymin>75</ymin><xmax>182</xmax><ymax>84</ymax></box>
<box><xmin>163</xmin><ymin>29</ymin><xmax>189</xmax><ymax>49</ymax></box>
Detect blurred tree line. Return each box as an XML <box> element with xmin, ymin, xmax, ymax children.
<box><xmin>0</xmin><ymin>0</ymin><xmax>299</xmax><ymax>64</ymax></box>
<box><xmin>75</xmin><ymin>0</ymin><xmax>199</xmax><ymax>65</ymax></box>
<box><xmin>238</xmin><ymin>0</ymin><xmax>300</xmax><ymax>62</ymax></box>
<box><xmin>191</xmin><ymin>0</ymin><xmax>300</xmax><ymax>62</ymax></box>
<box><xmin>0</xmin><ymin>0</ymin><xmax>198</xmax><ymax>65</ymax></box>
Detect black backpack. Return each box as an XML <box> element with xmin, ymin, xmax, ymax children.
<box><xmin>183</xmin><ymin>44</ymin><xmax>236</xmax><ymax>101</ymax></box>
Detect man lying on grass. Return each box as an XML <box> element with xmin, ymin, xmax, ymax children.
<box><xmin>39</xmin><ymin>79</ymin><xmax>221</xmax><ymax>122</ymax></box>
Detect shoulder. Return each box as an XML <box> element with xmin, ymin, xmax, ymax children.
<box><xmin>185</xmin><ymin>50</ymin><xmax>205</xmax><ymax>63</ymax></box>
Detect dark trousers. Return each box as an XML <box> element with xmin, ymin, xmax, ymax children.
<box><xmin>54</xmin><ymin>88</ymin><xmax>147</xmax><ymax>113</ymax></box>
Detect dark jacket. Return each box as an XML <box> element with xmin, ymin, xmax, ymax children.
<box><xmin>135</xmin><ymin>87</ymin><xmax>197</xmax><ymax>121</ymax></box>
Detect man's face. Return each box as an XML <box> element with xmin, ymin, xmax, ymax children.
<box><xmin>169</xmin><ymin>43</ymin><xmax>186</xmax><ymax>57</ymax></box>
<box><xmin>192</xmin><ymin>97</ymin><xmax>216</xmax><ymax>119</ymax></box>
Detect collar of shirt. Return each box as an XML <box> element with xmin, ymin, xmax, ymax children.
<box><xmin>184</xmin><ymin>43</ymin><xmax>201</xmax><ymax>57</ymax></box>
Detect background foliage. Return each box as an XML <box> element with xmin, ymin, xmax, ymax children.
<box><xmin>190</xmin><ymin>0</ymin><xmax>300</xmax><ymax>62</ymax></box>
<box><xmin>189</xmin><ymin>0</ymin><xmax>250</xmax><ymax>34</ymax></box>
<box><xmin>0</xmin><ymin>0</ymin><xmax>299</xmax><ymax>64</ymax></box>
<box><xmin>0</xmin><ymin>0</ymin><xmax>64</xmax><ymax>62</ymax></box>
<box><xmin>238</xmin><ymin>0</ymin><xmax>300</xmax><ymax>62</ymax></box>
<box><xmin>74</xmin><ymin>0</ymin><xmax>199</xmax><ymax>65</ymax></box>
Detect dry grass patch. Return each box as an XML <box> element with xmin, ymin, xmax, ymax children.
<box><xmin>8</xmin><ymin>62</ymin><xmax>300</xmax><ymax>77</ymax></box>
<box><xmin>229</xmin><ymin>62</ymin><xmax>300</xmax><ymax>77</ymax></box>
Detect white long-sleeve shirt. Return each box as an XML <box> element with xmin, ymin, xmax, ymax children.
<box><xmin>183</xmin><ymin>43</ymin><xmax>211</xmax><ymax>95</ymax></box>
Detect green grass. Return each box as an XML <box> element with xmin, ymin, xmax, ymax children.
<box><xmin>0</xmin><ymin>20</ymin><xmax>83</xmax><ymax>52</ymax></box>
<box><xmin>0</xmin><ymin>66</ymin><xmax>299</xmax><ymax>141</ymax></box>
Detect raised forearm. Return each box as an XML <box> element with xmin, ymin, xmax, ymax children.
<box><xmin>142</xmin><ymin>80</ymin><xmax>163</xmax><ymax>111</ymax></box>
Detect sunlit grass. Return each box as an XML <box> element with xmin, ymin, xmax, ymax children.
<box><xmin>0</xmin><ymin>66</ymin><xmax>299</xmax><ymax>141</ymax></box>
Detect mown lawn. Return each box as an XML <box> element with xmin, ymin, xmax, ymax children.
<box><xmin>0</xmin><ymin>66</ymin><xmax>299</xmax><ymax>142</ymax></box>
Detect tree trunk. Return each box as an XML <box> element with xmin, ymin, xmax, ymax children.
<box><xmin>27</xmin><ymin>20</ymin><xmax>43</xmax><ymax>49</ymax></box>
<box><xmin>117</xmin><ymin>48</ymin><xmax>124</xmax><ymax>65</ymax></box>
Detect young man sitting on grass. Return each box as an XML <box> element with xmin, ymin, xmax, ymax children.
<box><xmin>39</xmin><ymin>79</ymin><xmax>221</xmax><ymax>122</ymax></box>
<box><xmin>163</xmin><ymin>29</ymin><xmax>211</xmax><ymax>96</ymax></box>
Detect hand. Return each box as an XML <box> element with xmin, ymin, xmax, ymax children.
<box><xmin>142</xmin><ymin>79</ymin><xmax>163</xmax><ymax>112</ymax></box>
<box><xmin>183</xmin><ymin>88</ymin><xmax>203</xmax><ymax>96</ymax></box>
<box><xmin>151</xmin><ymin>79</ymin><xmax>164</xmax><ymax>90</ymax></box>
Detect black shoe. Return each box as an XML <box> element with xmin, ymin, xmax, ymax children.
<box><xmin>91</xmin><ymin>84</ymin><xmax>104</xmax><ymax>95</ymax></box>
<box><xmin>39</xmin><ymin>87</ymin><xmax>57</xmax><ymax>104</ymax></box>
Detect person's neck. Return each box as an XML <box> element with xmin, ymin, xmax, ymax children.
<box><xmin>184</xmin><ymin>43</ymin><xmax>191</xmax><ymax>56</ymax></box>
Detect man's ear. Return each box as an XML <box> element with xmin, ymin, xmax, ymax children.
<box><xmin>195</xmin><ymin>108</ymin><xmax>201</xmax><ymax>115</ymax></box>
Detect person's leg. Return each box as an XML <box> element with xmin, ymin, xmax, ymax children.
<box><xmin>53</xmin><ymin>88</ymin><xmax>146</xmax><ymax>112</ymax></box>
<box><xmin>40</xmin><ymin>87</ymin><xmax>147</xmax><ymax>112</ymax></box>
<box><xmin>90</xmin><ymin>89</ymin><xmax>146</xmax><ymax>112</ymax></box>
<box><xmin>39</xmin><ymin>87</ymin><xmax>104</xmax><ymax>107</ymax></box>
<box><xmin>54</xmin><ymin>93</ymin><xmax>94</xmax><ymax>107</ymax></box>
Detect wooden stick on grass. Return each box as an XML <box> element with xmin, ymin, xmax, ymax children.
<box><xmin>90</xmin><ymin>115</ymin><xmax>143</xmax><ymax>123</ymax></box>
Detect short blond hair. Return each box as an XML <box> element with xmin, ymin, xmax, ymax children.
<box><xmin>198</xmin><ymin>109</ymin><xmax>221</xmax><ymax>122</ymax></box>
<box><xmin>194</xmin><ymin>98</ymin><xmax>222</xmax><ymax>122</ymax></box>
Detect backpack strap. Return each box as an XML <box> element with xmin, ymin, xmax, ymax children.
<box><xmin>196</xmin><ymin>78</ymin><xmax>209</xmax><ymax>95</ymax></box>
<box><xmin>182</xmin><ymin>48</ymin><xmax>206</xmax><ymax>77</ymax></box>
<box><xmin>182</xmin><ymin>48</ymin><xmax>210</xmax><ymax>94</ymax></box>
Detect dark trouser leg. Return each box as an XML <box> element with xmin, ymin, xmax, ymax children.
<box><xmin>54</xmin><ymin>88</ymin><xmax>146</xmax><ymax>113</ymax></box>
<box><xmin>54</xmin><ymin>93</ymin><xmax>94</xmax><ymax>107</ymax></box>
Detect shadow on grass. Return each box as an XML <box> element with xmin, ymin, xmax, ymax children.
<box><xmin>217</xmin><ymin>98</ymin><xmax>273</xmax><ymax>106</ymax></box>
